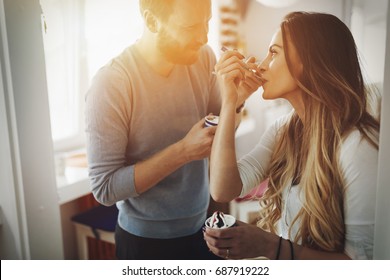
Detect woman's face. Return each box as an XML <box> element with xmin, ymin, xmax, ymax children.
<box><xmin>259</xmin><ymin>29</ymin><xmax>302</xmax><ymax>103</ymax></box>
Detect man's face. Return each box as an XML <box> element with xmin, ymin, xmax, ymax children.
<box><xmin>156</xmin><ymin>0</ymin><xmax>211</xmax><ymax>65</ymax></box>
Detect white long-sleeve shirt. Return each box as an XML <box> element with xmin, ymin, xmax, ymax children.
<box><xmin>237</xmin><ymin>114</ymin><xmax>378</xmax><ymax>259</ymax></box>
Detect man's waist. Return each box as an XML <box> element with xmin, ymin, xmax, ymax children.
<box><xmin>117</xmin><ymin>209</ymin><xmax>207</xmax><ymax>239</ymax></box>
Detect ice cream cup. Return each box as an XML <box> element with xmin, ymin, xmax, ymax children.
<box><xmin>204</xmin><ymin>115</ymin><xmax>219</xmax><ymax>127</ymax></box>
<box><xmin>205</xmin><ymin>213</ymin><xmax>236</xmax><ymax>229</ymax></box>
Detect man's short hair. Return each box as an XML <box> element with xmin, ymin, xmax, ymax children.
<box><xmin>139</xmin><ymin>0</ymin><xmax>176</xmax><ymax>22</ymax></box>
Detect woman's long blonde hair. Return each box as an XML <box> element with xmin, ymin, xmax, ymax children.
<box><xmin>258</xmin><ymin>12</ymin><xmax>380</xmax><ymax>252</ymax></box>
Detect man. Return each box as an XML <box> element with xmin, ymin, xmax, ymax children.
<box><xmin>85</xmin><ymin>0</ymin><xmax>260</xmax><ymax>259</ymax></box>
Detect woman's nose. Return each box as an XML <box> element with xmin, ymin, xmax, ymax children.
<box><xmin>257</xmin><ymin>59</ymin><xmax>267</xmax><ymax>74</ymax></box>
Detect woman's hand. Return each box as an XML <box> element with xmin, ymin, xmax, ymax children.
<box><xmin>237</xmin><ymin>57</ymin><xmax>264</xmax><ymax>105</ymax></box>
<box><xmin>204</xmin><ymin>220</ymin><xmax>353</xmax><ymax>260</ymax></box>
<box><xmin>214</xmin><ymin>50</ymin><xmax>248</xmax><ymax>105</ymax></box>
<box><xmin>203</xmin><ymin>220</ymin><xmax>274</xmax><ymax>259</ymax></box>
<box><xmin>214</xmin><ymin>51</ymin><xmax>263</xmax><ymax>108</ymax></box>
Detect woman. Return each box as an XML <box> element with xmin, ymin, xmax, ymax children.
<box><xmin>204</xmin><ymin>12</ymin><xmax>380</xmax><ymax>260</ymax></box>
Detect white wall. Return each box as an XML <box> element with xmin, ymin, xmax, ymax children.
<box><xmin>374</xmin><ymin>0</ymin><xmax>390</xmax><ymax>260</ymax></box>
<box><xmin>351</xmin><ymin>0</ymin><xmax>388</xmax><ymax>85</ymax></box>
<box><xmin>244</xmin><ymin>0</ymin><xmax>345</xmax><ymax>60</ymax></box>
<box><xmin>0</xmin><ymin>0</ymin><xmax>30</xmax><ymax>260</ymax></box>
<box><xmin>0</xmin><ymin>0</ymin><xmax>63</xmax><ymax>259</ymax></box>
<box><xmin>0</xmin><ymin>26</ymin><xmax>25</xmax><ymax>260</ymax></box>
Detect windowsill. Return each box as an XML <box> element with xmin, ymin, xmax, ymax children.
<box><xmin>57</xmin><ymin>166</ymin><xmax>90</xmax><ymax>205</ymax></box>
<box><xmin>55</xmin><ymin>149</ymin><xmax>90</xmax><ymax>205</ymax></box>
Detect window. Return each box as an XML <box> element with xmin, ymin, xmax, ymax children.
<box><xmin>41</xmin><ymin>0</ymin><xmax>143</xmax><ymax>151</ymax></box>
<box><xmin>41</xmin><ymin>0</ymin><xmax>84</xmax><ymax>150</ymax></box>
<box><xmin>41</xmin><ymin>0</ymin><xmax>219</xmax><ymax>152</ymax></box>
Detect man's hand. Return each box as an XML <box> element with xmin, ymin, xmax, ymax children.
<box><xmin>180</xmin><ymin>118</ymin><xmax>217</xmax><ymax>162</ymax></box>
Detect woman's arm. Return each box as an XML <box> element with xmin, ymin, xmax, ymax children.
<box><xmin>210</xmin><ymin>99</ymin><xmax>242</xmax><ymax>202</ymax></box>
<box><xmin>210</xmin><ymin>48</ymin><xmax>264</xmax><ymax>202</ymax></box>
<box><xmin>209</xmin><ymin>50</ymin><xmax>249</xmax><ymax>202</ymax></box>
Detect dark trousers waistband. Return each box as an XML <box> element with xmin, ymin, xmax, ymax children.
<box><xmin>115</xmin><ymin>224</ymin><xmax>221</xmax><ymax>260</ymax></box>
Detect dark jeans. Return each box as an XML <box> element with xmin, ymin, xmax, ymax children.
<box><xmin>115</xmin><ymin>224</ymin><xmax>222</xmax><ymax>260</ymax></box>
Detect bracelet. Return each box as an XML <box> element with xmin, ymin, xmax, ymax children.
<box><xmin>236</xmin><ymin>102</ymin><xmax>245</xmax><ymax>114</ymax></box>
<box><xmin>275</xmin><ymin>236</ymin><xmax>282</xmax><ymax>260</ymax></box>
<box><xmin>288</xmin><ymin>239</ymin><xmax>294</xmax><ymax>260</ymax></box>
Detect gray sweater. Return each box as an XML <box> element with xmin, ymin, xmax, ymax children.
<box><xmin>85</xmin><ymin>44</ymin><xmax>221</xmax><ymax>238</ymax></box>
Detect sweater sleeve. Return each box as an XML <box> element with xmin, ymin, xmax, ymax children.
<box><xmin>339</xmin><ymin>130</ymin><xmax>379</xmax><ymax>259</ymax></box>
<box><xmin>85</xmin><ymin>66</ymin><xmax>138</xmax><ymax>206</ymax></box>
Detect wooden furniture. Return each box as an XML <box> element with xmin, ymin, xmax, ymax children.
<box><xmin>71</xmin><ymin>204</ymin><xmax>118</xmax><ymax>259</ymax></box>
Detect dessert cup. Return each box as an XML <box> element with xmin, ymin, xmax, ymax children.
<box><xmin>205</xmin><ymin>211</ymin><xmax>236</xmax><ymax>229</ymax></box>
<box><xmin>204</xmin><ymin>115</ymin><xmax>219</xmax><ymax>127</ymax></box>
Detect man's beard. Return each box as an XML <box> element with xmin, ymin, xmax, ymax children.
<box><xmin>157</xmin><ymin>28</ymin><xmax>201</xmax><ymax>65</ymax></box>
